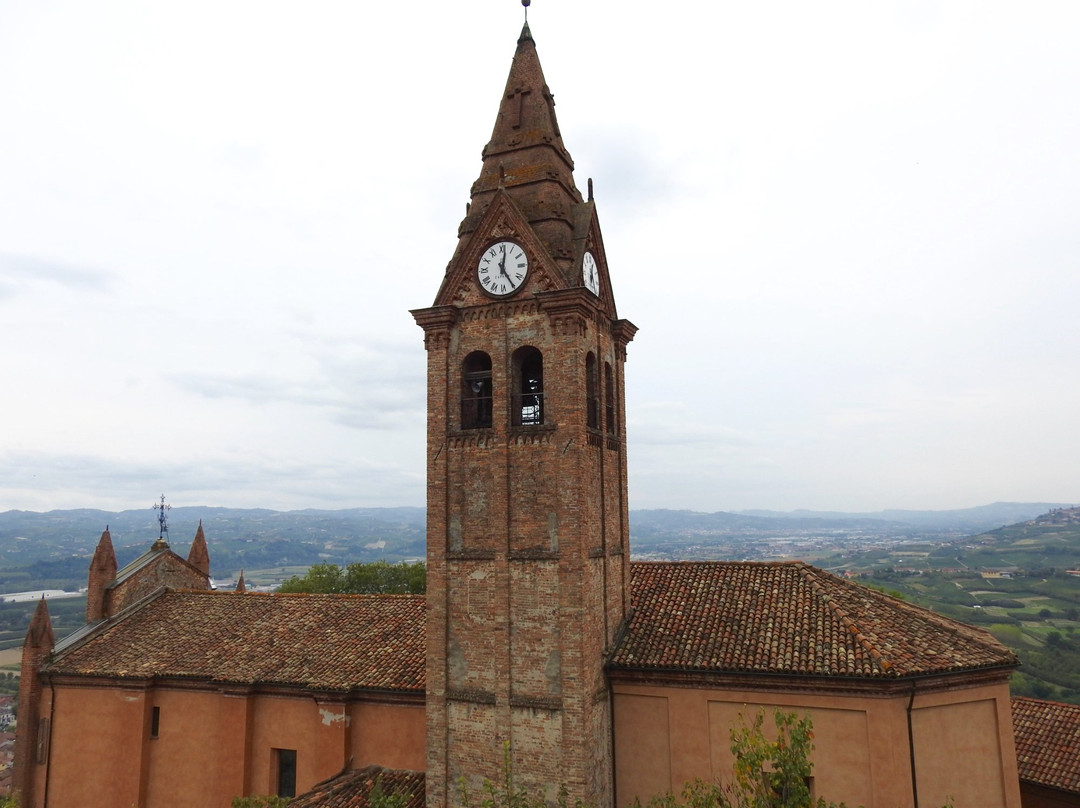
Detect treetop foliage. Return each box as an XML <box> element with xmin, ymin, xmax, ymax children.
<box><xmin>277</xmin><ymin>560</ymin><xmax>426</xmax><ymax>595</ymax></box>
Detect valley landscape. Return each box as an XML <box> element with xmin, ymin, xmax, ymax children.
<box><xmin>2</xmin><ymin>501</ymin><xmax>1079</xmax><ymax>703</ymax></box>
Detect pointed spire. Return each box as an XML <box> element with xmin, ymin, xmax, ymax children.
<box><xmin>187</xmin><ymin>519</ymin><xmax>211</xmax><ymax>577</ymax></box>
<box><xmin>458</xmin><ymin>22</ymin><xmax>583</xmax><ymax>269</ymax></box>
<box><xmin>90</xmin><ymin>527</ymin><xmax>117</xmax><ymax>570</ymax></box>
<box><xmin>86</xmin><ymin>528</ymin><xmax>117</xmax><ymax>622</ymax></box>
<box><xmin>235</xmin><ymin>570</ymin><xmax>247</xmax><ymax>593</ymax></box>
<box><xmin>26</xmin><ymin>596</ymin><xmax>54</xmax><ymax>650</ymax></box>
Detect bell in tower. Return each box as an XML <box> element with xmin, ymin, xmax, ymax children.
<box><xmin>412</xmin><ymin>17</ymin><xmax>637</xmax><ymax>808</ymax></box>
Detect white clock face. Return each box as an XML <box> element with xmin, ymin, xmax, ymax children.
<box><xmin>477</xmin><ymin>241</ymin><xmax>528</xmax><ymax>297</ymax></box>
<box><xmin>583</xmin><ymin>251</ymin><xmax>600</xmax><ymax>295</ymax></box>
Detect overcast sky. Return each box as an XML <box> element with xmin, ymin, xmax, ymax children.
<box><xmin>1</xmin><ymin>1</ymin><xmax>1078</xmax><ymax>515</ymax></box>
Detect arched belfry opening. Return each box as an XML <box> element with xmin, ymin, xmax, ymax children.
<box><xmin>512</xmin><ymin>346</ymin><xmax>544</xmax><ymax>426</ymax></box>
<box><xmin>461</xmin><ymin>351</ymin><xmax>493</xmax><ymax>429</ymax></box>
<box><xmin>586</xmin><ymin>352</ymin><xmax>599</xmax><ymax>429</ymax></box>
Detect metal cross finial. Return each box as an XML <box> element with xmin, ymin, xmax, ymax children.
<box><xmin>152</xmin><ymin>494</ymin><xmax>171</xmax><ymax>540</ymax></box>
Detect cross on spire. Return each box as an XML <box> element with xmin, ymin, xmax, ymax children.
<box><xmin>152</xmin><ymin>494</ymin><xmax>171</xmax><ymax>541</ymax></box>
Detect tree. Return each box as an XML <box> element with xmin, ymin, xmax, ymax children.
<box><xmin>278</xmin><ymin>562</ymin><xmax>345</xmax><ymax>594</ymax></box>
<box><xmin>639</xmin><ymin>709</ymin><xmax>954</xmax><ymax>808</ymax></box>
<box><xmin>639</xmin><ymin>709</ymin><xmax>839</xmax><ymax>808</ymax></box>
<box><xmin>278</xmin><ymin>560</ymin><xmax>425</xmax><ymax>595</ymax></box>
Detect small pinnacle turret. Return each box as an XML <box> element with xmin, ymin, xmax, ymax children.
<box><xmin>188</xmin><ymin>520</ymin><xmax>211</xmax><ymax>576</ymax></box>
<box><xmin>26</xmin><ymin>596</ymin><xmax>54</xmax><ymax>650</ymax></box>
<box><xmin>13</xmin><ymin>597</ymin><xmax>54</xmax><ymax>804</ymax></box>
<box><xmin>86</xmin><ymin>528</ymin><xmax>117</xmax><ymax>622</ymax></box>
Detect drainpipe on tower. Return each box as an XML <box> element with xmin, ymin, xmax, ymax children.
<box><xmin>907</xmin><ymin>681</ymin><xmax>919</xmax><ymax>808</ymax></box>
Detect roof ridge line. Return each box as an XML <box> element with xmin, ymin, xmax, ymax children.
<box><xmin>798</xmin><ymin>564</ymin><xmax>895</xmax><ymax>674</ymax></box>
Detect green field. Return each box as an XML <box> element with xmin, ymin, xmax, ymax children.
<box><xmin>842</xmin><ymin>509</ymin><xmax>1080</xmax><ymax>703</ymax></box>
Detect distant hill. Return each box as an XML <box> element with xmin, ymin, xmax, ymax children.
<box><xmin>824</xmin><ymin>506</ymin><xmax>1080</xmax><ymax>704</ymax></box>
<box><xmin>3</xmin><ymin>502</ymin><xmax>1079</xmax><ymax>701</ymax></box>
<box><xmin>0</xmin><ymin>506</ymin><xmax>428</xmax><ymax>588</ymax></box>
<box><xmin>1</xmin><ymin>501</ymin><xmax>1069</xmax><ymax>588</ymax></box>
<box><xmin>736</xmin><ymin>502</ymin><xmax>1070</xmax><ymax>532</ymax></box>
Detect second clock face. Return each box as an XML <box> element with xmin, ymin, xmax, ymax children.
<box><xmin>583</xmin><ymin>251</ymin><xmax>600</xmax><ymax>296</ymax></box>
<box><xmin>477</xmin><ymin>241</ymin><xmax>529</xmax><ymax>297</ymax></box>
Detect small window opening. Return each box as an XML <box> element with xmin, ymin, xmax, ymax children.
<box><xmin>150</xmin><ymin>706</ymin><xmax>160</xmax><ymax>739</ymax></box>
<box><xmin>586</xmin><ymin>353</ymin><xmax>599</xmax><ymax>429</ymax></box>
<box><xmin>461</xmin><ymin>351</ymin><xmax>493</xmax><ymax>429</ymax></box>
<box><xmin>604</xmin><ymin>363</ymin><xmax>616</xmax><ymax>434</ymax></box>
<box><xmin>512</xmin><ymin>347</ymin><xmax>544</xmax><ymax>426</ymax></box>
<box><xmin>275</xmin><ymin>748</ymin><xmax>297</xmax><ymax>798</ymax></box>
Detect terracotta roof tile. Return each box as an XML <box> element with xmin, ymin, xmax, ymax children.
<box><xmin>290</xmin><ymin>765</ymin><xmax>425</xmax><ymax>808</ymax></box>
<box><xmin>46</xmin><ymin>590</ymin><xmax>425</xmax><ymax>692</ymax></box>
<box><xmin>610</xmin><ymin>562</ymin><xmax>1016</xmax><ymax>678</ymax></box>
<box><xmin>1012</xmin><ymin>697</ymin><xmax>1080</xmax><ymax>794</ymax></box>
<box><xmin>44</xmin><ymin>562</ymin><xmax>1016</xmax><ymax>691</ymax></box>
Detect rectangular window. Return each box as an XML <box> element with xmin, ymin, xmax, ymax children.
<box><xmin>150</xmin><ymin>706</ymin><xmax>160</xmax><ymax>739</ymax></box>
<box><xmin>275</xmin><ymin>748</ymin><xmax>297</xmax><ymax>798</ymax></box>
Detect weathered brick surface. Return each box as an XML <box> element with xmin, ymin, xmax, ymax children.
<box><xmin>107</xmin><ymin>551</ymin><xmax>210</xmax><ymax>615</ymax></box>
<box><xmin>414</xmin><ymin>24</ymin><xmax>636</xmax><ymax>808</ymax></box>
<box><xmin>416</xmin><ymin>242</ymin><xmax>635</xmax><ymax>808</ymax></box>
<box><xmin>12</xmin><ymin>598</ymin><xmax>54</xmax><ymax>805</ymax></box>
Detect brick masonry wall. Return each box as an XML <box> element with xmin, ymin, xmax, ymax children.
<box><xmin>108</xmin><ymin>553</ymin><xmax>210</xmax><ymax>616</ymax></box>
<box><xmin>417</xmin><ymin>288</ymin><xmax>631</xmax><ymax>808</ymax></box>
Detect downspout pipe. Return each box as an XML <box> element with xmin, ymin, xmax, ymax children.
<box><xmin>43</xmin><ymin>681</ymin><xmax>55</xmax><ymax>808</ymax></box>
<box><xmin>609</xmin><ymin>675</ymin><xmax>618</xmax><ymax>808</ymax></box>
<box><xmin>907</xmin><ymin>681</ymin><xmax>919</xmax><ymax>808</ymax></box>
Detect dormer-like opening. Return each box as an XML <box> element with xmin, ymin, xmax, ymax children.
<box><xmin>462</xmin><ymin>351</ymin><xmax>493</xmax><ymax>429</ymax></box>
<box><xmin>512</xmin><ymin>346</ymin><xmax>544</xmax><ymax>426</ymax></box>
<box><xmin>586</xmin><ymin>352</ymin><xmax>599</xmax><ymax>430</ymax></box>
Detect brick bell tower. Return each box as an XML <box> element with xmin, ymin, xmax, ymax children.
<box><xmin>412</xmin><ymin>19</ymin><xmax>637</xmax><ymax>808</ymax></box>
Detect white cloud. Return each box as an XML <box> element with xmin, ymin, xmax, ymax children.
<box><xmin>1</xmin><ymin>0</ymin><xmax>1078</xmax><ymax>512</ymax></box>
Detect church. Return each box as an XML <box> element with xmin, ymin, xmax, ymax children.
<box><xmin>14</xmin><ymin>18</ymin><xmax>1027</xmax><ymax>808</ymax></box>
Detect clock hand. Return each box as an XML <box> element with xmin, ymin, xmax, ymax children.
<box><xmin>499</xmin><ymin>244</ymin><xmax>511</xmax><ymax>279</ymax></box>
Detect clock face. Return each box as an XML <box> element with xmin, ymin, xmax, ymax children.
<box><xmin>583</xmin><ymin>251</ymin><xmax>600</xmax><ymax>296</ymax></box>
<box><xmin>477</xmin><ymin>241</ymin><xmax>529</xmax><ymax>297</ymax></box>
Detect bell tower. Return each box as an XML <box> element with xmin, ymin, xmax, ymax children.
<box><xmin>412</xmin><ymin>20</ymin><xmax>636</xmax><ymax>808</ymax></box>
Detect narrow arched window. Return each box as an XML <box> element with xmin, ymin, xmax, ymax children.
<box><xmin>462</xmin><ymin>351</ymin><xmax>493</xmax><ymax>429</ymax></box>
<box><xmin>586</xmin><ymin>352</ymin><xmax>599</xmax><ymax>430</ymax></box>
<box><xmin>512</xmin><ymin>346</ymin><xmax>544</xmax><ymax>426</ymax></box>
<box><xmin>604</xmin><ymin>362</ymin><xmax>616</xmax><ymax>434</ymax></box>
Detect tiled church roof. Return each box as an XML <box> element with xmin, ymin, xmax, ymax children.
<box><xmin>46</xmin><ymin>590</ymin><xmax>425</xmax><ymax>693</ymax></box>
<box><xmin>1012</xmin><ymin>697</ymin><xmax>1080</xmax><ymax>795</ymax></box>
<box><xmin>44</xmin><ymin>561</ymin><xmax>1015</xmax><ymax>691</ymax></box>
<box><xmin>610</xmin><ymin>562</ymin><xmax>1017</xmax><ymax>678</ymax></box>
<box><xmin>290</xmin><ymin>765</ymin><xmax>425</xmax><ymax>808</ymax></box>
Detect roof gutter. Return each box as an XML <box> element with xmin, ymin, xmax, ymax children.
<box><xmin>605</xmin><ymin>661</ymin><xmax>1017</xmax><ymax>683</ymax></box>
